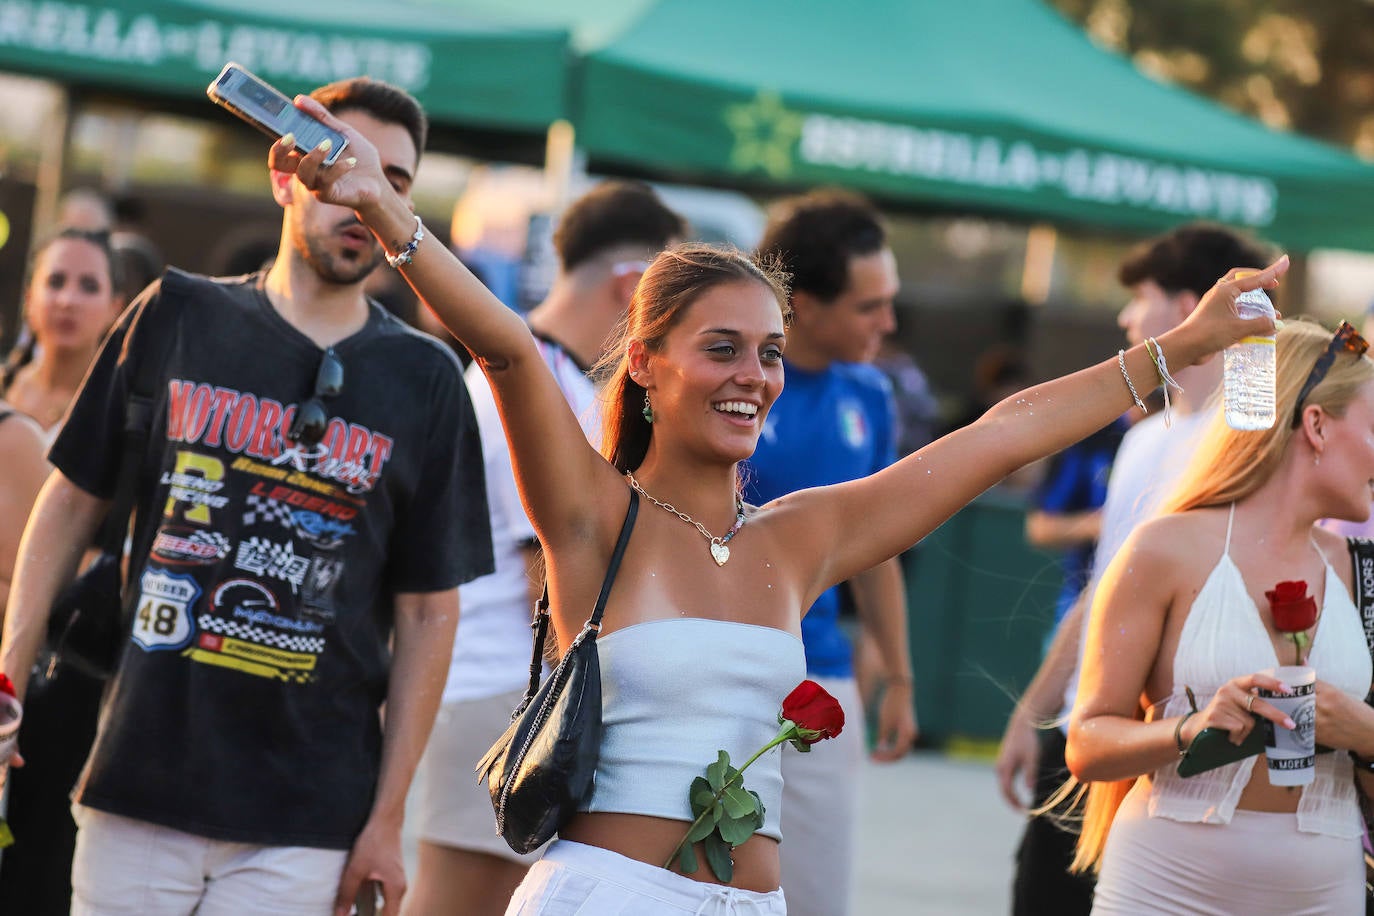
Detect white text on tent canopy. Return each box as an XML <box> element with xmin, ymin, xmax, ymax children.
<box><xmin>799</xmin><ymin>113</ymin><xmax>1277</xmax><ymax>227</ymax></box>
<box><xmin>0</xmin><ymin>1</ymin><xmax>433</xmax><ymax>90</ymax></box>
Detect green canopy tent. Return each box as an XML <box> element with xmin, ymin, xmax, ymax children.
<box><xmin>0</xmin><ymin>0</ymin><xmax>570</xmax><ymax>133</ymax></box>
<box><xmin>571</xmin><ymin>0</ymin><xmax>1374</xmax><ymax>252</ymax></box>
<box><xmin>0</xmin><ymin>0</ymin><xmax>576</xmax><ymax>344</ymax></box>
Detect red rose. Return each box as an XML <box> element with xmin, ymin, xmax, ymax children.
<box><xmin>1265</xmin><ymin>580</ymin><xmax>1318</xmax><ymax>633</ymax></box>
<box><xmin>780</xmin><ymin>679</ymin><xmax>845</xmax><ymax>744</ymax></box>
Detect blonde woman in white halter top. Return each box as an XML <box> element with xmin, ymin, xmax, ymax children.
<box><xmin>276</xmin><ymin>103</ymin><xmax>1283</xmax><ymax>915</ymax></box>
<box><xmin>1069</xmin><ymin>319</ymin><xmax>1374</xmax><ymax>914</ymax></box>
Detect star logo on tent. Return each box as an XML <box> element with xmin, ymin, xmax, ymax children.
<box><xmin>725</xmin><ymin>91</ymin><xmax>804</xmax><ymax>179</ymax></box>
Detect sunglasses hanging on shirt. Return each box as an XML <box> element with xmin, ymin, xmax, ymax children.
<box><xmin>288</xmin><ymin>347</ymin><xmax>345</xmax><ymax>447</ymax></box>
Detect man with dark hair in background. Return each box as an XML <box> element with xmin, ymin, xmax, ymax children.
<box><xmin>404</xmin><ymin>180</ymin><xmax>686</xmax><ymax>916</ymax></box>
<box><xmin>747</xmin><ymin>190</ymin><xmax>918</xmax><ymax>916</ymax></box>
<box><xmin>997</xmin><ymin>222</ymin><xmax>1276</xmax><ymax>916</ymax></box>
<box><xmin>0</xmin><ymin>77</ymin><xmax>492</xmax><ymax>915</ymax></box>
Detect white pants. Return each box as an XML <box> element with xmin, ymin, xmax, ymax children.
<box><xmin>70</xmin><ymin>806</ymin><xmax>349</xmax><ymax>915</ymax></box>
<box><xmin>1093</xmin><ymin>781</ymin><xmax>1363</xmax><ymax>914</ymax></box>
<box><xmin>507</xmin><ymin>840</ymin><xmax>787</xmax><ymax>915</ymax></box>
<box><xmin>778</xmin><ymin>676</ymin><xmax>863</xmax><ymax>916</ymax></box>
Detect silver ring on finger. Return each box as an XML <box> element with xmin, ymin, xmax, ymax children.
<box><xmin>1245</xmin><ymin>694</ymin><xmax>1255</xmax><ymax>713</ymax></box>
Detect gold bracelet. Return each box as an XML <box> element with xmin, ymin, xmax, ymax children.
<box><xmin>1174</xmin><ymin>710</ymin><xmax>1197</xmax><ymax>757</ymax></box>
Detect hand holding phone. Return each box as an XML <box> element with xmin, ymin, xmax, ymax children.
<box><xmin>207</xmin><ymin>63</ymin><xmax>347</xmax><ymax>165</ymax></box>
<box><xmin>1178</xmin><ymin>713</ymin><xmax>1268</xmax><ymax>778</ymax></box>
<box><xmin>353</xmin><ymin>880</ymin><xmax>381</xmax><ymax>916</ymax></box>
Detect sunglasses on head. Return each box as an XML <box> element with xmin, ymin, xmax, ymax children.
<box><xmin>288</xmin><ymin>347</ymin><xmax>344</xmax><ymax>447</ymax></box>
<box><xmin>1290</xmin><ymin>320</ymin><xmax>1370</xmax><ymax>428</ymax></box>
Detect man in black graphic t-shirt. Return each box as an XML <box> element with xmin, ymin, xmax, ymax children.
<box><xmin>0</xmin><ymin>78</ymin><xmax>492</xmax><ymax>914</ymax></box>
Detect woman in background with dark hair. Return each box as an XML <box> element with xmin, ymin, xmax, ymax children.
<box><xmin>3</xmin><ymin>228</ymin><xmax>126</xmax><ymax>441</ymax></box>
<box><xmin>0</xmin><ymin>226</ymin><xmax>124</xmax><ymax>916</ymax></box>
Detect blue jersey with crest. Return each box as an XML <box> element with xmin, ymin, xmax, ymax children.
<box><xmin>743</xmin><ymin>361</ymin><xmax>898</xmax><ymax>678</ymax></box>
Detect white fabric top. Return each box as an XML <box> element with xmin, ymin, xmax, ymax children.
<box><xmin>1148</xmin><ymin>506</ymin><xmax>1372</xmax><ymax>838</ymax></box>
<box><xmin>1062</xmin><ymin>410</ymin><xmax>1214</xmax><ymax>725</ymax></box>
<box><xmin>445</xmin><ymin>336</ymin><xmax>599</xmax><ymax>704</ymax></box>
<box><xmin>579</xmin><ymin>619</ymin><xmax>808</xmax><ymax>842</ymax></box>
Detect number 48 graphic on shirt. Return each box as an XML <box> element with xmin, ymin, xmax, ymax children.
<box><xmin>132</xmin><ymin>568</ymin><xmax>200</xmax><ymax>651</ymax></box>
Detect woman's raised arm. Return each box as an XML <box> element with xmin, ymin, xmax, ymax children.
<box><xmin>777</xmin><ymin>256</ymin><xmax>1287</xmax><ymax>606</ymax></box>
<box><xmin>275</xmin><ymin>97</ymin><xmax>620</xmax><ymax>543</ymax></box>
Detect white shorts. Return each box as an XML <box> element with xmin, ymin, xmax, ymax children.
<box><xmin>414</xmin><ymin>688</ymin><xmax>545</xmax><ymax>864</ymax></box>
<box><xmin>1093</xmin><ymin>781</ymin><xmax>1363</xmax><ymax>914</ymax></box>
<box><xmin>778</xmin><ymin>675</ymin><xmax>863</xmax><ymax>916</ymax></box>
<box><xmin>69</xmin><ymin>806</ymin><xmax>348</xmax><ymax>916</ymax></box>
<box><xmin>507</xmin><ymin>840</ymin><xmax>787</xmax><ymax>915</ymax></box>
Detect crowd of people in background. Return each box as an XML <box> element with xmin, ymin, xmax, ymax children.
<box><xmin>0</xmin><ymin>71</ymin><xmax>1364</xmax><ymax>916</ymax></box>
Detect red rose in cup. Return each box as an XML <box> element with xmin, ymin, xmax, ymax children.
<box><xmin>1265</xmin><ymin>580</ymin><xmax>1318</xmax><ymax>665</ymax></box>
<box><xmin>780</xmin><ymin>679</ymin><xmax>846</xmax><ymax>749</ymax></box>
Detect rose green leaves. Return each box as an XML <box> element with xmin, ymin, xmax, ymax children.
<box><xmin>674</xmin><ymin>750</ymin><xmax>767</xmax><ymax>881</ymax></box>
<box><xmin>664</xmin><ymin>680</ymin><xmax>846</xmax><ymax>883</ymax></box>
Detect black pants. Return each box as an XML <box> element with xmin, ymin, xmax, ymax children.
<box><xmin>0</xmin><ymin>659</ymin><xmax>105</xmax><ymax>916</ymax></box>
<box><xmin>1011</xmin><ymin>727</ymin><xmax>1095</xmax><ymax>916</ymax></box>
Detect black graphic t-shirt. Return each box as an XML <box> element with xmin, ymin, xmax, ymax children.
<box><xmin>51</xmin><ymin>269</ymin><xmax>493</xmax><ymax>848</ymax></box>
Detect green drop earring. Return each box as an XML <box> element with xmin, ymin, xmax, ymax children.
<box><xmin>642</xmin><ymin>392</ymin><xmax>654</xmax><ymax>424</ymax></box>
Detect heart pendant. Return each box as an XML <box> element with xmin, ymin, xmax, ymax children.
<box><xmin>710</xmin><ymin>542</ymin><xmax>730</xmax><ymax>566</ymax></box>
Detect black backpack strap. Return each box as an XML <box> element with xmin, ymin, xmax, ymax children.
<box><xmin>519</xmin><ymin>488</ymin><xmax>639</xmax><ymax>704</ymax></box>
<box><xmin>96</xmin><ymin>270</ymin><xmax>183</xmax><ymax>565</ymax></box>
<box><xmin>1346</xmin><ymin>537</ymin><xmax>1374</xmax><ymax>703</ymax></box>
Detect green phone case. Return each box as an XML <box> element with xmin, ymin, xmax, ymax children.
<box><xmin>1177</xmin><ymin>714</ymin><xmax>1269</xmax><ymax>778</ymax></box>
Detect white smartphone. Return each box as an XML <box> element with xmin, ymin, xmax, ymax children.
<box><xmin>206</xmin><ymin>62</ymin><xmax>348</xmax><ymax>165</ymax></box>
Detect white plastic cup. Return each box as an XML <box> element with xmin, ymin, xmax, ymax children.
<box><xmin>0</xmin><ymin>692</ymin><xmax>20</xmax><ymax>764</ymax></box>
<box><xmin>1258</xmin><ymin>665</ymin><xmax>1316</xmax><ymax>787</ymax></box>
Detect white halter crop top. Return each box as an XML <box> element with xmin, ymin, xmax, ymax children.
<box><xmin>1149</xmin><ymin>505</ymin><xmax>1373</xmax><ymax>838</ymax></box>
<box><xmin>578</xmin><ymin>618</ymin><xmax>807</xmax><ymax>841</ymax></box>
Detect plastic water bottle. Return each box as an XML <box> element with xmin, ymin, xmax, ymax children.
<box><xmin>1223</xmin><ymin>271</ymin><xmax>1276</xmax><ymax>430</ymax></box>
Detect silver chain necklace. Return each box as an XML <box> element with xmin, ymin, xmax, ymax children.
<box><xmin>625</xmin><ymin>472</ymin><xmax>745</xmax><ymax>566</ymax></box>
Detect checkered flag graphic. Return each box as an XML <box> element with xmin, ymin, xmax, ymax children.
<box><xmin>243</xmin><ymin>495</ymin><xmax>296</xmax><ymax>529</ymax></box>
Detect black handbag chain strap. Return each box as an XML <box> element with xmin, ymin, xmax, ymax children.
<box><xmin>519</xmin><ymin>488</ymin><xmax>640</xmax><ymax>705</ymax></box>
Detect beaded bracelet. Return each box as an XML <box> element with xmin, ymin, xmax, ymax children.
<box><xmin>1352</xmin><ymin>751</ymin><xmax>1374</xmax><ymax>773</ymax></box>
<box><xmin>1117</xmin><ymin>349</ymin><xmax>1148</xmax><ymax>415</ymax></box>
<box><xmin>385</xmin><ymin>214</ymin><xmax>425</xmax><ymax>269</ymax></box>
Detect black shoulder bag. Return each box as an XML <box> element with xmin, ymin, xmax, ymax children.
<box><xmin>45</xmin><ymin>276</ymin><xmax>177</xmax><ymax>680</ymax></box>
<box><xmin>475</xmin><ymin>488</ymin><xmax>639</xmax><ymax>854</ymax></box>
<box><xmin>1344</xmin><ymin>536</ymin><xmax>1374</xmax><ymax>911</ymax></box>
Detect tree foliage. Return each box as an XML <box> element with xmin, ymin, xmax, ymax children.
<box><xmin>1050</xmin><ymin>0</ymin><xmax>1374</xmax><ymax>157</ymax></box>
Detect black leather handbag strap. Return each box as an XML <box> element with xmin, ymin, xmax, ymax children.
<box><xmin>1348</xmin><ymin>537</ymin><xmax>1374</xmax><ymax>693</ymax></box>
<box><xmin>520</xmin><ymin>488</ymin><xmax>639</xmax><ymax>703</ymax></box>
